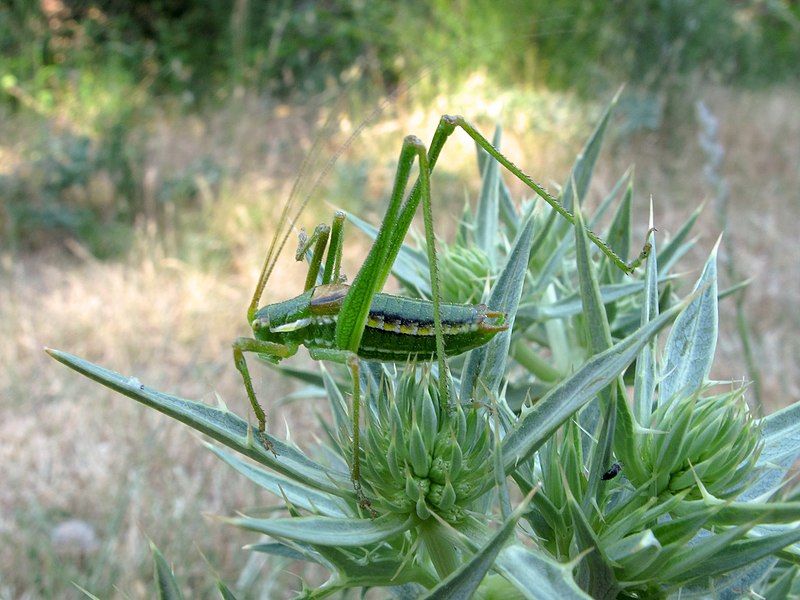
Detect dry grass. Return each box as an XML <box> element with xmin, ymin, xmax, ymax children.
<box><xmin>1</xmin><ymin>80</ymin><xmax>798</xmax><ymax>596</ymax></box>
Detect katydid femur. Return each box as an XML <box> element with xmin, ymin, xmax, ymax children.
<box><xmin>233</xmin><ymin>114</ymin><xmax>651</xmax><ymax>508</ymax></box>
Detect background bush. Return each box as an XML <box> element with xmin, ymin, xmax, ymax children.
<box><xmin>2</xmin><ymin>1</ymin><xmax>798</xmax><ymax>101</ymax></box>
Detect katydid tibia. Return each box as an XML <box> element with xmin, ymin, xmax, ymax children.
<box><xmin>234</xmin><ymin>114</ymin><xmax>651</xmax><ymax>509</ymax></box>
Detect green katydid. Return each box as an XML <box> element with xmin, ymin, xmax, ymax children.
<box><xmin>233</xmin><ymin>114</ymin><xmax>651</xmax><ymax>508</ymax></box>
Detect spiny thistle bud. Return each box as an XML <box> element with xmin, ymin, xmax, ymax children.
<box><xmin>438</xmin><ymin>243</ymin><xmax>492</xmax><ymax>303</ymax></box>
<box><xmin>361</xmin><ymin>368</ymin><xmax>492</xmax><ymax>523</ymax></box>
<box><xmin>637</xmin><ymin>387</ymin><xmax>761</xmax><ymax>498</ymax></box>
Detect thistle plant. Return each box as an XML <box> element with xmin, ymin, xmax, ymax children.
<box><xmin>48</xmin><ymin>98</ymin><xmax>800</xmax><ymax>598</ymax></box>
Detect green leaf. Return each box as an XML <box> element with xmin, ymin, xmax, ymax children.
<box><xmin>650</xmin><ymin>508</ymin><xmax>717</xmax><ymax>547</ymax></box>
<box><xmin>316</xmin><ymin>545</ymin><xmax>435</xmax><ymax>589</ymax></box>
<box><xmin>46</xmin><ymin>349</ymin><xmax>352</xmax><ymax>497</ymax></box>
<box><xmin>475</xmin><ymin>126</ymin><xmax>502</xmax><ymax>265</ymax></box>
<box><xmin>493</xmin><ymin>416</ymin><xmax>513</xmax><ymax>520</ymax></box>
<box><xmin>502</xmin><ymin>290</ymin><xmax>695</xmax><ymax>473</ymax></box>
<box><xmin>574</xmin><ymin>206</ymin><xmax>613</xmax><ymax>354</ymax></box>
<box><xmin>422</xmin><ymin>494</ymin><xmax>531</xmax><ymax>599</ymax></box>
<box><xmin>321</xmin><ymin>364</ymin><xmax>351</xmax><ymax>436</ymax></box>
<box><xmin>516</xmin><ymin>277</ymin><xmax>674</xmax><ymax>322</ymax></box>
<box><xmin>659</xmin><ymin>236</ymin><xmax>698</xmax><ymax>278</ymax></box>
<box><xmin>530</xmin><ymin>219</ymin><xmax>574</xmax><ymax>295</ymax></box>
<box><xmin>659</xmin><ymin>239</ymin><xmax>719</xmax><ymax>405</ymax></box>
<box><xmin>605</xmin><ymin>530</ymin><xmax>662</xmax><ymax>581</ymax></box>
<box><xmin>741</xmin><ymin>401</ymin><xmax>800</xmax><ymax>501</ymax></box>
<box><xmin>585</xmin><ymin>393</ymin><xmax>618</xmax><ymax>509</ymax></box>
<box><xmin>461</xmin><ymin>214</ymin><xmax>534</xmax><ymax>401</ymax></box>
<box><xmin>496</xmin><ymin>545</ymin><xmax>592</xmax><ymax>600</ymax></box>
<box><xmin>231</xmin><ymin>513</ymin><xmax>413</xmax><ymax>546</ymax></box>
<box><xmin>568</xmin><ymin>494</ymin><xmax>619</xmax><ymax>598</ymax></box>
<box><xmin>633</xmin><ymin>227</ymin><xmax>659</xmax><ymax>421</ymax></box>
<box><xmin>659</xmin><ymin>523</ymin><xmax>753</xmax><ymax>582</ymax></box>
<box><xmin>763</xmin><ymin>565</ymin><xmax>798</xmax><ymax>599</ymax></box>
<box><xmin>676</xmin><ymin>499</ymin><xmax>800</xmax><ymax>527</ymax></box>
<box><xmin>409</xmin><ymin>422</ymin><xmax>430</xmax><ymax>477</ymax></box>
<box><xmin>561</xmin><ymin>91</ymin><xmax>618</xmax><ymax>213</ymax></box>
<box><xmin>674</xmin><ymin>527</ymin><xmax>800</xmax><ymax>584</ymax></box>
<box><xmin>247</xmin><ymin>542</ymin><xmax>313</xmax><ymax>562</ymax></box>
<box><xmin>204</xmin><ymin>444</ymin><xmax>351</xmax><ymax>517</ymax></box>
<box><xmin>216</xmin><ymin>580</ymin><xmax>239</xmax><ymax>600</ymax></box>
<box><xmin>152</xmin><ymin>543</ymin><xmax>183</xmax><ymax>600</ymax></box>
<box><xmin>573</xmin><ymin>199</ymin><xmax>617</xmax><ymax>470</ymax></box>
<box><xmin>612</xmin><ymin>385</ymin><xmax>647</xmax><ymax>484</ymax></box>
<box><xmin>654</xmin><ymin>396</ymin><xmax>695</xmax><ymax>476</ymax></box>
<box><xmin>602</xmin><ymin>501</ymin><xmax>656</xmax><ymax>548</ymax></box>
<box><xmin>683</xmin><ymin>557</ymin><xmax>776</xmax><ymax>600</ymax></box>
<box><xmin>588</xmin><ymin>166</ymin><xmax>633</xmax><ymax>229</ymax></box>
<box><xmin>252</xmin><ymin>540</ymin><xmax>436</xmax><ymax>591</ymax></box>
<box><xmin>600</xmin><ymin>176</ymin><xmax>632</xmax><ymax>284</ymax></box>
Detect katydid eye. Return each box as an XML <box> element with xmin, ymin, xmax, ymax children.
<box><xmin>251</xmin><ymin>316</ymin><xmax>269</xmax><ymax>330</ymax></box>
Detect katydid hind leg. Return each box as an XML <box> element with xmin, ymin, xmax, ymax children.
<box><xmin>434</xmin><ymin>115</ymin><xmax>651</xmax><ymax>274</ymax></box>
<box><xmin>334</xmin><ymin>135</ymin><xmax>423</xmax><ymax>356</ymax></box>
<box><xmin>412</xmin><ymin>138</ymin><xmax>451</xmax><ymax>406</ymax></box>
<box><xmin>335</xmin><ymin>135</ymin><xmax>450</xmax><ymax>402</ymax></box>
<box><xmin>232</xmin><ymin>337</ymin><xmax>297</xmax><ymax>455</ymax></box>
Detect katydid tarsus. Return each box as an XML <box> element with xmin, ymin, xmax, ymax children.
<box><xmin>233</xmin><ymin>114</ymin><xmax>651</xmax><ymax>509</ymax></box>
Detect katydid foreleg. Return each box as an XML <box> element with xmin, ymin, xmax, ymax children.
<box><xmin>233</xmin><ymin>210</ymin><xmax>349</xmax><ymax>456</ymax></box>
<box><xmin>232</xmin><ymin>336</ymin><xmax>298</xmax><ymax>455</ymax></box>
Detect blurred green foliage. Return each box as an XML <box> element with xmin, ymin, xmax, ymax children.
<box><xmin>0</xmin><ymin>0</ymin><xmax>797</xmax><ymax>257</ymax></box>
<box><xmin>2</xmin><ymin>0</ymin><xmax>797</xmax><ymax>101</ymax></box>
<box><xmin>1</xmin><ymin>122</ymin><xmax>135</xmax><ymax>257</ymax></box>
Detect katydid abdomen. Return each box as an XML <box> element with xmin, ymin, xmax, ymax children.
<box><xmin>251</xmin><ymin>284</ymin><xmax>507</xmax><ymax>362</ymax></box>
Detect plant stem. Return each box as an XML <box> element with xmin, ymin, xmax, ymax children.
<box><xmin>512</xmin><ymin>341</ymin><xmax>562</xmax><ymax>382</ymax></box>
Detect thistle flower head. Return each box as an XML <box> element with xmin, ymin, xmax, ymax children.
<box><xmin>638</xmin><ymin>386</ymin><xmax>761</xmax><ymax>498</ymax></box>
<box><xmin>438</xmin><ymin>242</ymin><xmax>492</xmax><ymax>303</ymax></box>
<box><xmin>361</xmin><ymin>367</ymin><xmax>492</xmax><ymax>523</ymax></box>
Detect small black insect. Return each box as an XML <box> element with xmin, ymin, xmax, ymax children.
<box><xmin>601</xmin><ymin>462</ymin><xmax>622</xmax><ymax>481</ymax></box>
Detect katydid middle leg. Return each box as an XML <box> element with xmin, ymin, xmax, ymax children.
<box><xmin>308</xmin><ymin>345</ymin><xmax>376</xmax><ymax>516</ymax></box>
